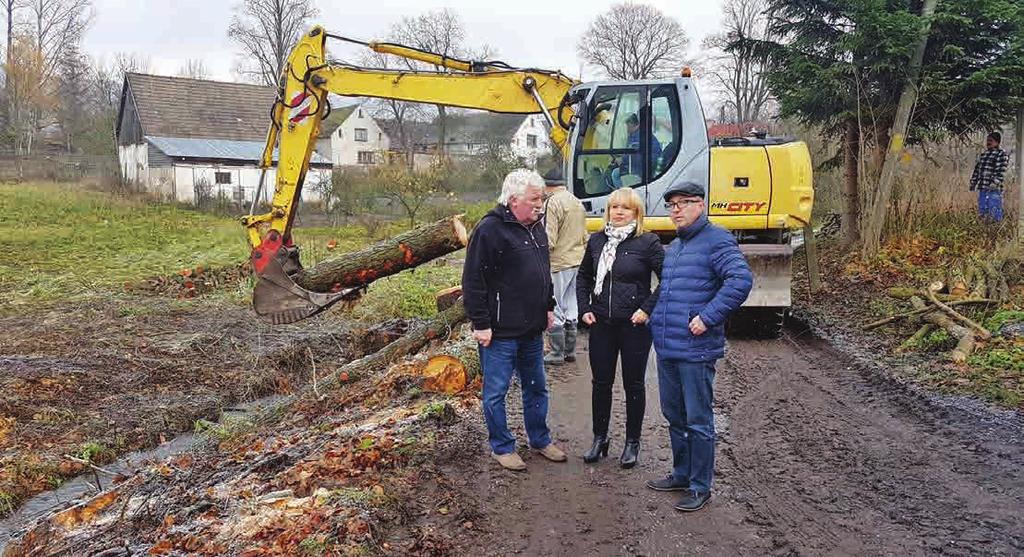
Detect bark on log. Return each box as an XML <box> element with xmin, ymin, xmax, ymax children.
<box><xmin>887</xmin><ymin>287</ymin><xmax>963</xmax><ymax>301</ymax></box>
<box><xmin>862</xmin><ymin>298</ymin><xmax>996</xmax><ymax>330</ymax></box>
<box><xmin>294</xmin><ymin>215</ymin><xmax>468</xmax><ymax>293</ymax></box>
<box><xmin>436</xmin><ymin>286</ymin><xmax>463</xmax><ymax>313</ymax></box>
<box><xmin>925</xmin><ymin>288</ymin><xmax>991</xmax><ymax>340</ymax></box>
<box><xmin>898</xmin><ymin>324</ymin><xmax>933</xmax><ymax>352</ymax></box>
<box><xmin>414</xmin><ymin>337</ymin><xmax>482</xmax><ymax>394</ymax></box>
<box><xmin>910</xmin><ymin>297</ymin><xmax>975</xmax><ymax>362</ymax></box>
<box><xmin>951</xmin><ymin>332</ymin><xmax>977</xmax><ymax>364</ymax></box>
<box><xmin>319</xmin><ymin>300</ymin><xmax>467</xmax><ymax>391</ymax></box>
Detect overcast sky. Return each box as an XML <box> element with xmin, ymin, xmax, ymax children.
<box><xmin>82</xmin><ymin>0</ymin><xmax>726</xmax><ymax>82</ymax></box>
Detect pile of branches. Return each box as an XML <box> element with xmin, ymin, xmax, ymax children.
<box><xmin>864</xmin><ymin>259</ymin><xmax>1015</xmax><ymax>362</ymax></box>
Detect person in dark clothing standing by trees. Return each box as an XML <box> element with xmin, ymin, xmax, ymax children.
<box><xmin>970</xmin><ymin>131</ymin><xmax>1010</xmax><ymax>222</ymax></box>
<box><xmin>462</xmin><ymin>169</ymin><xmax>568</xmax><ymax>472</ymax></box>
<box><xmin>577</xmin><ymin>188</ymin><xmax>663</xmax><ymax>468</ymax></box>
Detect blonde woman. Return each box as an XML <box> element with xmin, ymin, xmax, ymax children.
<box><xmin>576</xmin><ymin>188</ymin><xmax>664</xmax><ymax>467</ymax></box>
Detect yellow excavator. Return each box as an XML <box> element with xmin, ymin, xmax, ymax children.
<box><xmin>243</xmin><ymin>26</ymin><xmax>813</xmax><ymax>335</ymax></box>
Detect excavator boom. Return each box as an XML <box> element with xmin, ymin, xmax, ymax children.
<box><xmin>243</xmin><ymin>27</ymin><xmax>577</xmax><ymax>323</ymax></box>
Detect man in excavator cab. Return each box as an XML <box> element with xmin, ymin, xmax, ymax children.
<box><xmin>610</xmin><ymin>113</ymin><xmax>662</xmax><ymax>188</ymax></box>
<box><xmin>242</xmin><ymin>26</ymin><xmax>813</xmax><ymax>340</ymax></box>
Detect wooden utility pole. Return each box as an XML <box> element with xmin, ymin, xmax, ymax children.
<box><xmin>862</xmin><ymin>0</ymin><xmax>939</xmax><ymax>258</ymax></box>
<box><xmin>1017</xmin><ymin>107</ymin><xmax>1023</xmax><ymax>244</ymax></box>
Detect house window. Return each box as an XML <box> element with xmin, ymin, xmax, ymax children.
<box><xmin>526</xmin><ymin>134</ymin><xmax>538</xmax><ymax>148</ymax></box>
<box><xmin>378</xmin><ymin>132</ymin><xmax>383</xmax><ymax>142</ymax></box>
<box><xmin>358</xmin><ymin>108</ymin><xmax>363</xmax><ymax>118</ymax></box>
<box><xmin>354</xmin><ymin>128</ymin><xmax>368</xmax><ymax>142</ymax></box>
<box><xmin>215</xmin><ymin>171</ymin><xmax>231</xmax><ymax>184</ymax></box>
<box><xmin>357</xmin><ymin>151</ymin><xmax>374</xmax><ymax>164</ymax></box>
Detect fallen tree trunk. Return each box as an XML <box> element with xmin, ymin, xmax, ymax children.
<box><xmin>925</xmin><ymin>288</ymin><xmax>991</xmax><ymax>340</ymax></box>
<box><xmin>294</xmin><ymin>215</ymin><xmax>468</xmax><ymax>293</ymax></box>
<box><xmin>898</xmin><ymin>324</ymin><xmax>933</xmax><ymax>352</ymax></box>
<box><xmin>862</xmin><ymin>298</ymin><xmax>996</xmax><ymax>330</ymax></box>
<box><xmin>887</xmin><ymin>287</ymin><xmax>963</xmax><ymax>301</ymax></box>
<box><xmin>319</xmin><ymin>300</ymin><xmax>467</xmax><ymax>391</ymax></box>
<box><xmin>435</xmin><ymin>285</ymin><xmax>463</xmax><ymax>312</ymax></box>
<box><xmin>910</xmin><ymin>297</ymin><xmax>975</xmax><ymax>362</ymax></box>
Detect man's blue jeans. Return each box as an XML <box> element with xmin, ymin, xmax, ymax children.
<box><xmin>479</xmin><ymin>333</ymin><xmax>552</xmax><ymax>455</ymax></box>
<box><xmin>978</xmin><ymin>189</ymin><xmax>1004</xmax><ymax>222</ymax></box>
<box><xmin>657</xmin><ymin>357</ymin><xmax>717</xmax><ymax>493</ymax></box>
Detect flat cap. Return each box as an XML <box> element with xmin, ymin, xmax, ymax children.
<box><xmin>662</xmin><ymin>181</ymin><xmax>706</xmax><ymax>200</ymax></box>
<box><xmin>542</xmin><ymin>166</ymin><xmax>566</xmax><ymax>186</ymax></box>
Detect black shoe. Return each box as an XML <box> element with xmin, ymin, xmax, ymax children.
<box><xmin>582</xmin><ymin>436</ymin><xmax>609</xmax><ymax>463</ymax></box>
<box><xmin>674</xmin><ymin>490</ymin><xmax>711</xmax><ymax>512</ymax></box>
<box><xmin>564</xmin><ymin>354</ymin><xmax>576</xmax><ymax>362</ymax></box>
<box><xmin>619</xmin><ymin>439</ymin><xmax>640</xmax><ymax>469</ymax></box>
<box><xmin>645</xmin><ymin>475</ymin><xmax>689</xmax><ymax>492</ymax></box>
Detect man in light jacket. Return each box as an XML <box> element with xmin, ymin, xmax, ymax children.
<box><xmin>541</xmin><ymin>166</ymin><xmax>588</xmax><ymax>365</ymax></box>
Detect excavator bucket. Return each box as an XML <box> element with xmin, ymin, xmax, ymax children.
<box><xmin>252</xmin><ymin>245</ymin><xmax>356</xmax><ymax>325</ymax></box>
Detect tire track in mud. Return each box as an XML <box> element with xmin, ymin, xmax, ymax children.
<box><xmin>455</xmin><ymin>329</ymin><xmax>1024</xmax><ymax>556</ymax></box>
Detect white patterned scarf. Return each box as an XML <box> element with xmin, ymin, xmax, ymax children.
<box><xmin>593</xmin><ymin>221</ymin><xmax>636</xmax><ymax>296</ymax></box>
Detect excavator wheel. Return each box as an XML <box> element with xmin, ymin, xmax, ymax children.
<box><xmin>727</xmin><ymin>307</ymin><xmax>787</xmax><ymax>340</ymax></box>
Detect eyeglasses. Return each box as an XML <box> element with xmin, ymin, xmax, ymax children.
<box><xmin>664</xmin><ymin>199</ymin><xmax>703</xmax><ymax>210</ymax></box>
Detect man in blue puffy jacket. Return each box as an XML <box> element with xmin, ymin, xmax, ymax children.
<box><xmin>646</xmin><ymin>181</ymin><xmax>752</xmax><ymax>512</ymax></box>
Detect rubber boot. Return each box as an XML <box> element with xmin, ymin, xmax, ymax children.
<box><xmin>563</xmin><ymin>320</ymin><xmax>578</xmax><ymax>362</ymax></box>
<box><xmin>544</xmin><ymin>326</ymin><xmax>566</xmax><ymax>365</ymax></box>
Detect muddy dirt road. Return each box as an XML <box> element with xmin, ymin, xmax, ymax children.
<box><xmin>449</xmin><ymin>329</ymin><xmax>1024</xmax><ymax>556</ymax></box>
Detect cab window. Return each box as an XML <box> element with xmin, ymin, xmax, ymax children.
<box><xmin>572</xmin><ymin>84</ymin><xmax>681</xmax><ymax>199</ymax></box>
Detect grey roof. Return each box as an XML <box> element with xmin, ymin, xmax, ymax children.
<box><xmin>147</xmin><ymin>136</ymin><xmax>331</xmax><ymax>167</ymax></box>
<box><xmin>122</xmin><ymin>73</ymin><xmax>277</xmax><ymax>142</ymax></box>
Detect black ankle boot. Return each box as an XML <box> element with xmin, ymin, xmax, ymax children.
<box><xmin>620</xmin><ymin>439</ymin><xmax>640</xmax><ymax>469</ymax></box>
<box><xmin>583</xmin><ymin>436</ymin><xmax>609</xmax><ymax>463</ymax></box>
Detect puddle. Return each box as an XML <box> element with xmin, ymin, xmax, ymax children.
<box><xmin>0</xmin><ymin>394</ymin><xmax>287</xmax><ymax>550</ymax></box>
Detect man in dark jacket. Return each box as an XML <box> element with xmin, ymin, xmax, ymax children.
<box><xmin>646</xmin><ymin>181</ymin><xmax>753</xmax><ymax>512</ymax></box>
<box><xmin>462</xmin><ymin>169</ymin><xmax>568</xmax><ymax>471</ymax></box>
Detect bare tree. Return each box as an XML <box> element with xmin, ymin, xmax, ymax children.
<box><xmin>93</xmin><ymin>52</ymin><xmax>150</xmax><ymax>108</ymax></box>
<box><xmin>27</xmin><ymin>0</ymin><xmax>92</xmax><ymax>79</ymax></box>
<box><xmin>577</xmin><ymin>3</ymin><xmax>689</xmax><ymax>80</ymax></box>
<box><xmin>359</xmin><ymin>49</ymin><xmax>429</xmax><ymax>167</ymax></box>
<box><xmin>177</xmin><ymin>58</ymin><xmax>208</xmax><ymax>80</ymax></box>
<box><xmin>702</xmin><ymin>0</ymin><xmax>774</xmax><ymax>124</ymax></box>
<box><xmin>227</xmin><ymin>0</ymin><xmax>318</xmax><ymax>86</ymax></box>
<box><xmin>389</xmin><ymin>9</ymin><xmax>478</xmax><ymax>156</ymax></box>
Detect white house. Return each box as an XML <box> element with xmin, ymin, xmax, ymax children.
<box><xmin>318</xmin><ymin>104</ymin><xmax>390</xmax><ymax>167</ymax></box>
<box><xmin>383</xmin><ymin>112</ymin><xmax>553</xmax><ymax>167</ymax></box>
<box><xmin>508</xmin><ymin>114</ymin><xmax>553</xmax><ymax>164</ymax></box>
<box><xmin>115</xmin><ymin>73</ymin><xmax>331</xmax><ymax>205</ymax></box>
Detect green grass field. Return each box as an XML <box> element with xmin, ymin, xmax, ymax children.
<box><xmin>0</xmin><ymin>183</ymin><xmax>462</xmax><ymax>319</ymax></box>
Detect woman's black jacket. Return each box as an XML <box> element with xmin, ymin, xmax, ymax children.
<box><xmin>576</xmin><ymin>230</ymin><xmax>664</xmax><ymax>321</ymax></box>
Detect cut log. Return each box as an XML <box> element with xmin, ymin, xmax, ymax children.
<box><xmin>319</xmin><ymin>300</ymin><xmax>467</xmax><ymax>391</ymax></box>
<box><xmin>898</xmin><ymin>324</ymin><xmax>933</xmax><ymax>352</ymax></box>
<box><xmin>925</xmin><ymin>288</ymin><xmax>991</xmax><ymax>340</ymax></box>
<box><xmin>910</xmin><ymin>297</ymin><xmax>975</xmax><ymax>362</ymax></box>
<box><xmin>887</xmin><ymin>287</ymin><xmax>963</xmax><ymax>301</ymax></box>
<box><xmin>436</xmin><ymin>285</ymin><xmax>463</xmax><ymax>313</ymax></box>
<box><xmin>423</xmin><ymin>337</ymin><xmax>481</xmax><ymax>394</ymax></box>
<box><xmin>862</xmin><ymin>298</ymin><xmax>996</xmax><ymax>330</ymax></box>
<box><xmin>951</xmin><ymin>332</ymin><xmax>977</xmax><ymax>364</ymax></box>
<box><xmin>294</xmin><ymin>215</ymin><xmax>468</xmax><ymax>293</ymax></box>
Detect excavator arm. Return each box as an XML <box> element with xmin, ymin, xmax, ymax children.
<box><xmin>243</xmin><ymin>26</ymin><xmax>578</xmax><ymax>324</ymax></box>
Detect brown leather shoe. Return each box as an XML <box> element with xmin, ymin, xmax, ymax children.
<box><xmin>535</xmin><ymin>443</ymin><xmax>568</xmax><ymax>462</ymax></box>
<box><xmin>492</xmin><ymin>451</ymin><xmax>527</xmax><ymax>471</ymax></box>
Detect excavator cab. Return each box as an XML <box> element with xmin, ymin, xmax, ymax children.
<box><xmin>566</xmin><ymin>76</ymin><xmax>813</xmax><ymax>336</ymax></box>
